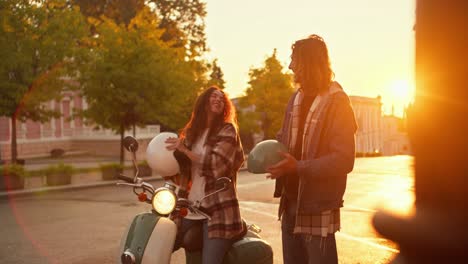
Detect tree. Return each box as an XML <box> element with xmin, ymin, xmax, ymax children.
<box><xmin>207</xmin><ymin>59</ymin><xmax>226</xmax><ymax>89</ymax></box>
<box><xmin>73</xmin><ymin>0</ymin><xmax>210</xmax><ymax>124</ymax></box>
<box><xmin>73</xmin><ymin>0</ymin><xmax>145</xmax><ymax>27</ymax></box>
<box><xmin>80</xmin><ymin>7</ymin><xmax>202</xmax><ymax>165</ymax></box>
<box><xmin>73</xmin><ymin>0</ymin><xmax>208</xmax><ymax>59</ymax></box>
<box><xmin>0</xmin><ymin>0</ymin><xmax>88</xmax><ymax>163</ymax></box>
<box><xmin>151</xmin><ymin>0</ymin><xmax>208</xmax><ymax>59</ymax></box>
<box><xmin>239</xmin><ymin>49</ymin><xmax>294</xmax><ymax>140</ymax></box>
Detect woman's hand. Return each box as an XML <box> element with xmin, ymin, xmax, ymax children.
<box><xmin>165</xmin><ymin>137</ymin><xmax>198</xmax><ymax>161</ymax></box>
<box><xmin>165</xmin><ymin>137</ymin><xmax>185</xmax><ymax>152</ymax></box>
<box><xmin>266</xmin><ymin>151</ymin><xmax>298</xmax><ymax>179</ymax></box>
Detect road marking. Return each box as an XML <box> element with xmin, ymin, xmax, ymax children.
<box><xmin>336</xmin><ymin>232</ymin><xmax>399</xmax><ymax>253</ymax></box>
<box><xmin>241</xmin><ymin>203</ymin><xmax>278</xmax><ymax>218</ymax></box>
<box><xmin>240</xmin><ymin>201</ymin><xmax>399</xmax><ymax>254</ymax></box>
<box><xmin>343</xmin><ymin>204</ymin><xmax>377</xmax><ymax>213</ymax></box>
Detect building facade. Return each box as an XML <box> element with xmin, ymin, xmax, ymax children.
<box><xmin>2</xmin><ymin>92</ymin><xmax>410</xmax><ymax>162</ymax></box>
<box><xmin>0</xmin><ymin>92</ymin><xmax>159</xmax><ymax>161</ymax></box>
<box><xmin>350</xmin><ymin>96</ymin><xmax>384</xmax><ymax>156</ymax></box>
<box><xmin>382</xmin><ymin>115</ymin><xmax>411</xmax><ymax>155</ymax></box>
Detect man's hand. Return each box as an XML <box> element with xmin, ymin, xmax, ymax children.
<box><xmin>266</xmin><ymin>151</ymin><xmax>298</xmax><ymax>179</ymax></box>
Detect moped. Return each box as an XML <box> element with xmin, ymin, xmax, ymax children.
<box><xmin>117</xmin><ymin>136</ymin><xmax>273</xmax><ymax>264</ymax></box>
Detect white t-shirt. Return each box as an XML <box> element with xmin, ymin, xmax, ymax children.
<box><xmin>186</xmin><ymin>129</ymin><xmax>209</xmax><ymax>220</ymax></box>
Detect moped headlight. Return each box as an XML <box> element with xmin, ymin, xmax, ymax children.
<box><xmin>152</xmin><ymin>188</ymin><xmax>176</xmax><ymax>215</ymax></box>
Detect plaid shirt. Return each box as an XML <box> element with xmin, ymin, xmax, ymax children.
<box><xmin>277</xmin><ymin>82</ymin><xmax>357</xmax><ymax>237</ymax></box>
<box><xmin>294</xmin><ymin>208</ymin><xmax>340</xmax><ymax>236</ymax></box>
<box><xmin>177</xmin><ymin>123</ymin><xmax>245</xmax><ymax>239</ymax></box>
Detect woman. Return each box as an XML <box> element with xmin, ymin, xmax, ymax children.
<box><xmin>165</xmin><ymin>86</ymin><xmax>245</xmax><ymax>264</ymax></box>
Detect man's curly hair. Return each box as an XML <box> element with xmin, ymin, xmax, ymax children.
<box><xmin>291</xmin><ymin>34</ymin><xmax>334</xmax><ymax>94</ymax></box>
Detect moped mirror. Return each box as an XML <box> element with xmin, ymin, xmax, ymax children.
<box><xmin>122</xmin><ymin>136</ymin><xmax>139</xmax><ymax>180</ymax></box>
<box><xmin>123</xmin><ymin>136</ymin><xmax>139</xmax><ymax>153</ymax></box>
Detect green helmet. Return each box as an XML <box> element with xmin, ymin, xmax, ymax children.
<box><xmin>247</xmin><ymin>140</ymin><xmax>288</xmax><ymax>174</ymax></box>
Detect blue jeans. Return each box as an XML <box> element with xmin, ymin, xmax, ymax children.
<box><xmin>175</xmin><ymin>218</ymin><xmax>233</xmax><ymax>264</ymax></box>
<box><xmin>281</xmin><ymin>199</ymin><xmax>338</xmax><ymax>264</ymax></box>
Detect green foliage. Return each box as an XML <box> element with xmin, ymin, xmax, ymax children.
<box><xmin>79</xmin><ymin>7</ymin><xmax>202</xmax><ymax>135</ymax></box>
<box><xmin>73</xmin><ymin>0</ymin><xmax>145</xmax><ymax>26</ymax></box>
<box><xmin>99</xmin><ymin>162</ymin><xmax>124</xmax><ymax>180</ymax></box>
<box><xmin>0</xmin><ymin>0</ymin><xmax>88</xmax><ymax>121</ymax></box>
<box><xmin>43</xmin><ymin>162</ymin><xmax>75</xmax><ymax>176</ymax></box>
<box><xmin>356</xmin><ymin>152</ymin><xmax>383</xmax><ymax>158</ymax></box>
<box><xmin>1</xmin><ymin>0</ymin><xmax>210</xmax><ymax>163</ymax></box>
<box><xmin>239</xmin><ymin>49</ymin><xmax>294</xmax><ymax>139</ymax></box>
<box><xmin>0</xmin><ymin>0</ymin><xmax>88</xmax><ymax>162</ymax></box>
<box><xmin>207</xmin><ymin>59</ymin><xmax>226</xmax><ymax>89</ymax></box>
<box><xmin>73</xmin><ymin>0</ymin><xmax>208</xmax><ymax>59</ymax></box>
<box><xmin>1</xmin><ymin>164</ymin><xmax>28</xmax><ymax>178</ymax></box>
<box><xmin>99</xmin><ymin>163</ymin><xmax>124</xmax><ymax>171</ymax></box>
<box><xmin>138</xmin><ymin>160</ymin><xmax>148</xmax><ymax>166</ymax></box>
<box><xmin>151</xmin><ymin>0</ymin><xmax>207</xmax><ymax>58</ymax></box>
<box><xmin>44</xmin><ymin>162</ymin><xmax>73</xmax><ymax>185</ymax></box>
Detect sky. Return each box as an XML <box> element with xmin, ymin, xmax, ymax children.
<box><xmin>203</xmin><ymin>0</ymin><xmax>416</xmax><ymax>117</ymax></box>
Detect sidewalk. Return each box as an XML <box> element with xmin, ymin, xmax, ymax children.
<box><xmin>0</xmin><ymin>175</ymin><xmax>164</xmax><ymax>199</ymax></box>
<box><xmin>1</xmin><ymin>154</ymin><xmax>249</xmax><ymax>199</ymax></box>
<box><xmin>0</xmin><ymin>155</ymin><xmax>155</xmax><ymax>199</ymax></box>
<box><xmin>22</xmin><ymin>155</ymin><xmax>129</xmax><ymax>171</ymax></box>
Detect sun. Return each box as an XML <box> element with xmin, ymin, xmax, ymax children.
<box><xmin>390</xmin><ymin>79</ymin><xmax>415</xmax><ymax>106</ymax></box>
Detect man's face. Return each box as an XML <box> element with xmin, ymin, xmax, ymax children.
<box><xmin>289</xmin><ymin>53</ymin><xmax>297</xmax><ymax>71</ymax></box>
<box><xmin>290</xmin><ymin>52</ymin><xmax>317</xmax><ymax>96</ymax></box>
<box><xmin>288</xmin><ymin>55</ymin><xmax>296</xmax><ymax>73</ymax></box>
<box><xmin>289</xmin><ymin>53</ymin><xmax>302</xmax><ymax>85</ymax></box>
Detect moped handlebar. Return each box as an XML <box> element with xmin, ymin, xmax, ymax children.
<box><xmin>118</xmin><ymin>136</ymin><xmax>232</xmax><ymax>217</ymax></box>
<box><xmin>117</xmin><ymin>173</ymin><xmax>135</xmax><ymax>183</ymax></box>
<box><xmin>176</xmin><ymin>198</ymin><xmax>212</xmax><ymax>220</ymax></box>
<box><xmin>117</xmin><ymin>176</ymin><xmax>155</xmax><ymax>196</ymax></box>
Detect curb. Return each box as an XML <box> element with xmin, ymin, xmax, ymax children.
<box><xmin>1</xmin><ymin>168</ymin><xmax>250</xmax><ymax>200</ymax></box>
<box><xmin>0</xmin><ymin>176</ymin><xmax>163</xmax><ymax>200</ymax></box>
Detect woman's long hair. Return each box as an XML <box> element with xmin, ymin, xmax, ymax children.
<box><xmin>291</xmin><ymin>34</ymin><xmax>334</xmax><ymax>94</ymax></box>
<box><xmin>180</xmin><ymin>86</ymin><xmax>238</xmax><ymax>144</ymax></box>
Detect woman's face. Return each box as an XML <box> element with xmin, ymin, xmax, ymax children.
<box><xmin>207</xmin><ymin>90</ymin><xmax>225</xmax><ymax>115</ymax></box>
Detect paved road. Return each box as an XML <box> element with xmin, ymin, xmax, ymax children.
<box><xmin>0</xmin><ymin>155</ymin><xmax>413</xmax><ymax>263</ymax></box>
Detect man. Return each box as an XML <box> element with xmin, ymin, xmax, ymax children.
<box><xmin>267</xmin><ymin>34</ymin><xmax>357</xmax><ymax>264</ymax></box>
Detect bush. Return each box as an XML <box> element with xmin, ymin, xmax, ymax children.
<box><xmin>138</xmin><ymin>160</ymin><xmax>152</xmax><ymax>177</ymax></box>
<box><xmin>100</xmin><ymin>163</ymin><xmax>124</xmax><ymax>171</ymax></box>
<box><xmin>1</xmin><ymin>164</ymin><xmax>27</xmax><ymax>191</ymax></box>
<box><xmin>2</xmin><ymin>164</ymin><xmax>27</xmax><ymax>177</ymax></box>
<box><xmin>44</xmin><ymin>163</ymin><xmax>74</xmax><ymax>186</ymax></box>
<box><xmin>44</xmin><ymin>163</ymin><xmax>74</xmax><ymax>175</ymax></box>
<box><xmin>356</xmin><ymin>152</ymin><xmax>382</xmax><ymax>158</ymax></box>
<box><xmin>100</xmin><ymin>163</ymin><xmax>123</xmax><ymax>181</ymax></box>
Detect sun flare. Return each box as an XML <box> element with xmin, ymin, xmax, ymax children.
<box><xmin>390</xmin><ymin>79</ymin><xmax>415</xmax><ymax>106</ymax></box>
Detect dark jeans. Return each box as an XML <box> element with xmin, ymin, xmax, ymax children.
<box><xmin>175</xmin><ymin>218</ymin><xmax>233</xmax><ymax>264</ymax></box>
<box><xmin>281</xmin><ymin>199</ymin><xmax>338</xmax><ymax>264</ymax></box>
